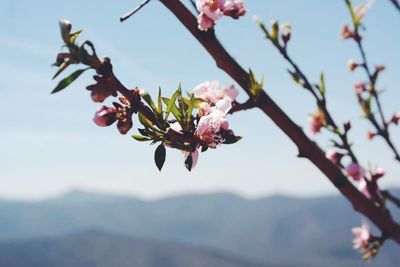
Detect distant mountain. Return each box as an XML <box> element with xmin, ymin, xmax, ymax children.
<box><xmin>0</xmin><ymin>190</ymin><xmax>399</xmax><ymax>267</ymax></box>
<box><xmin>0</xmin><ymin>230</ymin><xmax>272</xmax><ymax>267</ymax></box>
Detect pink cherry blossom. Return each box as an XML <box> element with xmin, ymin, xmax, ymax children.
<box><xmin>93</xmin><ymin>106</ymin><xmax>117</xmax><ymax>127</ymax></box>
<box><xmin>346</xmin><ymin>163</ymin><xmax>365</xmax><ymax>181</ymax></box>
<box><xmin>193</xmin><ymin>81</ymin><xmax>238</xmax><ymax>105</ymax></box>
<box><xmin>352</xmin><ymin>224</ymin><xmax>371</xmax><ymax>252</ymax></box>
<box><xmin>308</xmin><ymin>111</ymin><xmax>324</xmax><ymax>135</ymax></box>
<box><xmin>196</xmin><ymin>104</ymin><xmax>231</xmax><ymax>148</ymax></box>
<box><xmin>197</xmin><ymin>13</ymin><xmax>215</xmax><ymax>31</ymax></box>
<box><xmin>196</xmin><ymin>0</ymin><xmax>224</xmax><ymax>21</ymax></box>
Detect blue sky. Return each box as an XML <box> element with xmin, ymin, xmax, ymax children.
<box><xmin>1</xmin><ymin>0</ymin><xmax>400</xmax><ymax>200</ymax></box>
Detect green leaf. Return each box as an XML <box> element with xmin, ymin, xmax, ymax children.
<box><xmin>249</xmin><ymin>69</ymin><xmax>264</xmax><ymax>98</ymax></box>
<box><xmin>287</xmin><ymin>69</ymin><xmax>302</xmax><ymax>85</ymax></box>
<box><xmin>186</xmin><ymin>93</ymin><xmax>196</xmax><ymax>121</ymax></box>
<box><xmin>138</xmin><ymin>112</ymin><xmax>154</xmax><ymax>128</ymax></box>
<box><xmin>319</xmin><ymin>73</ymin><xmax>326</xmax><ymax>96</ymax></box>
<box><xmin>177</xmin><ymin>84</ymin><xmax>186</xmax><ymax>120</ymax></box>
<box><xmin>51</xmin><ymin>68</ymin><xmax>89</xmax><ymax>94</ymax></box>
<box><xmin>154</xmin><ymin>143</ymin><xmax>166</xmax><ymax>171</ymax></box>
<box><xmin>52</xmin><ymin>59</ymin><xmax>71</xmax><ymax>80</ymax></box>
<box><xmin>163</xmin><ymin>98</ymin><xmax>181</xmax><ymax>122</ymax></box>
<box><xmin>184</xmin><ymin>153</ymin><xmax>193</xmax><ymax>172</ymax></box>
<box><xmin>224</xmin><ymin>135</ymin><xmax>242</xmax><ymax>145</ymax></box>
<box><xmin>157</xmin><ymin>87</ymin><xmax>163</xmax><ymax>115</ymax></box>
<box><xmin>132</xmin><ymin>135</ymin><xmax>152</xmax><ymax>142</ymax></box>
<box><xmin>141</xmin><ymin>90</ymin><xmax>158</xmax><ymax>114</ymax></box>
<box><xmin>69</xmin><ymin>29</ymin><xmax>83</xmax><ymax>44</ymax></box>
<box><xmin>166</xmin><ymin>88</ymin><xmax>181</xmax><ymax>120</ymax></box>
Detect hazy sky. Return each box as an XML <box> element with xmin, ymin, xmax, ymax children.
<box><xmin>1</xmin><ymin>0</ymin><xmax>400</xmax><ymax>200</ymax></box>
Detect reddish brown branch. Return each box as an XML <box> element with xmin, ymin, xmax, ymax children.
<box><xmin>159</xmin><ymin>0</ymin><xmax>400</xmax><ymax>244</ymax></box>
<box><xmin>229</xmin><ymin>99</ymin><xmax>257</xmax><ymax>114</ymax></box>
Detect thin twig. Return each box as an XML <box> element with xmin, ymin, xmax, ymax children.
<box><xmin>388</xmin><ymin>0</ymin><xmax>400</xmax><ymax>12</ymax></box>
<box><xmin>264</xmin><ymin>36</ymin><xmax>359</xmax><ymax>163</ymax></box>
<box><xmin>120</xmin><ymin>0</ymin><xmax>152</xmax><ymax>22</ymax></box>
<box><xmin>344</xmin><ymin>0</ymin><xmax>400</xmax><ymax>162</ymax></box>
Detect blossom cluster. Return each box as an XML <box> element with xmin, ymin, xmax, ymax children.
<box><xmin>52</xmin><ymin>20</ymin><xmax>241</xmax><ymax>171</ymax></box>
<box><xmin>195</xmin><ymin>0</ymin><xmax>246</xmax><ymax>31</ymax></box>
<box><xmin>169</xmin><ymin>81</ymin><xmax>239</xmax><ymax>169</ymax></box>
<box><xmin>351</xmin><ymin>223</ymin><xmax>381</xmax><ymax>261</ymax></box>
<box><xmin>91</xmin><ymin>80</ymin><xmax>241</xmax><ymax>171</ymax></box>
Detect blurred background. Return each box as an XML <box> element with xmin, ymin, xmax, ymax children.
<box><xmin>0</xmin><ymin>0</ymin><xmax>400</xmax><ymax>266</ymax></box>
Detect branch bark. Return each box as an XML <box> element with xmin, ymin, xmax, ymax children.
<box><xmin>159</xmin><ymin>0</ymin><xmax>400</xmax><ymax>244</ymax></box>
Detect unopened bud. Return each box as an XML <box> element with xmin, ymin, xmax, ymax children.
<box><xmin>344</xmin><ymin>121</ymin><xmax>351</xmax><ymax>132</ymax></box>
<box><xmin>347</xmin><ymin>59</ymin><xmax>359</xmax><ymax>71</ymax></box>
<box><xmin>354</xmin><ymin>83</ymin><xmax>366</xmax><ymax>94</ymax></box>
<box><xmin>375</xmin><ymin>65</ymin><xmax>385</xmax><ymax>72</ymax></box>
<box><xmin>59</xmin><ymin>20</ymin><xmax>72</xmax><ymax>45</ymax></box>
<box><xmin>367</xmin><ymin>131</ymin><xmax>377</xmax><ymax>140</ymax></box>
<box><xmin>341</xmin><ymin>25</ymin><xmax>353</xmax><ymax>39</ymax></box>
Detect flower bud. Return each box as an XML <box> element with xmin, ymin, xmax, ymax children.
<box><xmin>59</xmin><ymin>20</ymin><xmax>72</xmax><ymax>45</ymax></box>
<box><xmin>308</xmin><ymin>110</ymin><xmax>325</xmax><ymax>135</ymax></box>
<box><xmin>375</xmin><ymin>65</ymin><xmax>385</xmax><ymax>72</ymax></box>
<box><xmin>390</xmin><ymin>112</ymin><xmax>400</xmax><ymax>125</ymax></box>
<box><xmin>345</xmin><ymin>163</ymin><xmax>365</xmax><ymax>181</ymax></box>
<box><xmin>270</xmin><ymin>20</ymin><xmax>280</xmax><ymax>41</ymax></box>
<box><xmin>367</xmin><ymin>131</ymin><xmax>377</xmax><ymax>140</ymax></box>
<box><xmin>341</xmin><ymin>25</ymin><xmax>353</xmax><ymax>39</ymax></box>
<box><xmin>344</xmin><ymin>121</ymin><xmax>351</xmax><ymax>132</ymax></box>
<box><xmin>353</xmin><ymin>82</ymin><xmax>366</xmax><ymax>94</ymax></box>
<box><xmin>347</xmin><ymin>59</ymin><xmax>359</xmax><ymax>71</ymax></box>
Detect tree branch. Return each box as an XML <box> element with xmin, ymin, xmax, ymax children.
<box><xmin>158</xmin><ymin>0</ymin><xmax>400</xmax><ymax>245</ymax></box>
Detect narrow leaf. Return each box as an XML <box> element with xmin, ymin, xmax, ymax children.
<box><xmin>224</xmin><ymin>135</ymin><xmax>242</xmax><ymax>145</ymax></box>
<box><xmin>51</xmin><ymin>68</ymin><xmax>89</xmax><ymax>94</ymax></box>
<box><xmin>320</xmin><ymin>73</ymin><xmax>326</xmax><ymax>96</ymax></box>
<box><xmin>132</xmin><ymin>135</ymin><xmax>152</xmax><ymax>142</ymax></box>
<box><xmin>69</xmin><ymin>29</ymin><xmax>83</xmax><ymax>44</ymax></box>
<box><xmin>184</xmin><ymin>154</ymin><xmax>193</xmax><ymax>172</ymax></box>
<box><xmin>157</xmin><ymin>87</ymin><xmax>163</xmax><ymax>115</ymax></box>
<box><xmin>138</xmin><ymin>112</ymin><xmax>154</xmax><ymax>128</ymax></box>
<box><xmin>186</xmin><ymin>93</ymin><xmax>196</xmax><ymax>121</ymax></box>
<box><xmin>52</xmin><ymin>59</ymin><xmax>71</xmax><ymax>80</ymax></box>
<box><xmin>166</xmin><ymin>88</ymin><xmax>181</xmax><ymax>120</ymax></box>
<box><xmin>154</xmin><ymin>143</ymin><xmax>166</xmax><ymax>171</ymax></box>
<box><xmin>141</xmin><ymin>90</ymin><xmax>158</xmax><ymax>114</ymax></box>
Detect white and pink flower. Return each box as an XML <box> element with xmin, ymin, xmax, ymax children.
<box><xmin>352</xmin><ymin>223</ymin><xmax>371</xmax><ymax>252</ymax></box>
<box><xmin>194</xmin><ymin>81</ymin><xmax>239</xmax><ymax>105</ymax></box>
<box><xmin>195</xmin><ymin>0</ymin><xmax>246</xmax><ymax>31</ymax></box>
<box><xmin>308</xmin><ymin>110</ymin><xmax>325</xmax><ymax>135</ymax></box>
<box><xmin>196</xmin><ymin>99</ymin><xmax>231</xmax><ymax>148</ymax></box>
